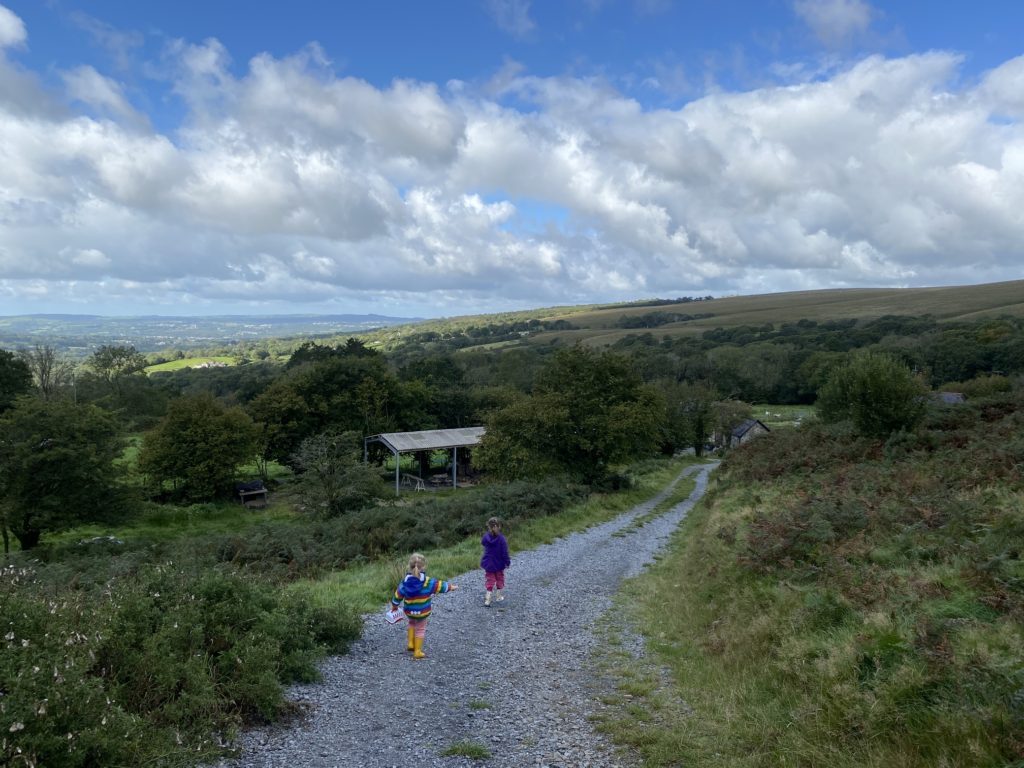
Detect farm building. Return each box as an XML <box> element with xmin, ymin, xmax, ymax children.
<box><xmin>364</xmin><ymin>427</ymin><xmax>485</xmax><ymax>494</ymax></box>
<box><xmin>722</xmin><ymin>418</ymin><xmax>771</xmax><ymax>449</ymax></box>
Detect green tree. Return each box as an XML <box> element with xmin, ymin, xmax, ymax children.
<box><xmin>476</xmin><ymin>346</ymin><xmax>663</xmax><ymax>482</ymax></box>
<box><xmin>88</xmin><ymin>344</ymin><xmax>148</xmax><ymax>393</ymax></box>
<box><xmin>247</xmin><ymin>354</ymin><xmax>403</xmax><ymax>464</ymax></box>
<box><xmin>817</xmin><ymin>351</ymin><xmax>927</xmax><ymax>438</ymax></box>
<box><xmin>291</xmin><ymin>430</ymin><xmax>388</xmax><ymax>517</ymax></box>
<box><xmin>0</xmin><ymin>349</ymin><xmax>33</xmax><ymax>412</ymax></box>
<box><xmin>138</xmin><ymin>394</ymin><xmax>258</xmax><ymax>501</ymax></box>
<box><xmin>18</xmin><ymin>344</ymin><xmax>75</xmax><ymax>401</ymax></box>
<box><xmin>659</xmin><ymin>381</ymin><xmax>718</xmax><ymax>455</ymax></box>
<box><xmin>710</xmin><ymin>399</ymin><xmax>754</xmax><ymax>448</ymax></box>
<box><xmin>0</xmin><ymin>398</ymin><xmax>126</xmax><ymax>549</ymax></box>
<box><xmin>399</xmin><ymin>354</ymin><xmax>473</xmax><ymax>428</ymax></box>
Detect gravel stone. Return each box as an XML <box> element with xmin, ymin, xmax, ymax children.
<box><xmin>211</xmin><ymin>463</ymin><xmax>716</xmax><ymax>768</ymax></box>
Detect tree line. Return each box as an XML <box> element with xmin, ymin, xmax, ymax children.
<box><xmin>1</xmin><ymin>312</ymin><xmax>1022</xmax><ymax>550</ymax></box>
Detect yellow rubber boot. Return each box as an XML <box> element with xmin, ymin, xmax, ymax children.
<box><xmin>412</xmin><ymin>636</ymin><xmax>426</xmax><ymax>660</ymax></box>
<box><xmin>406</xmin><ymin>626</ymin><xmax>415</xmax><ymax>652</ymax></box>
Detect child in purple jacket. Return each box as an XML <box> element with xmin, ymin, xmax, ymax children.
<box><xmin>480</xmin><ymin>516</ymin><xmax>511</xmax><ymax>607</ymax></box>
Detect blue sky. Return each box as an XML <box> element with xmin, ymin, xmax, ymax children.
<box><xmin>0</xmin><ymin>1</ymin><xmax>1022</xmax><ymax>317</ymax></box>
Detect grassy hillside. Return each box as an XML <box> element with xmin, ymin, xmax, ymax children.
<box><xmin>358</xmin><ymin>280</ymin><xmax>1024</xmax><ymax>353</ymax></box>
<box><xmin>532</xmin><ymin>280</ymin><xmax>1024</xmax><ymax>346</ymax></box>
<box><xmin>597</xmin><ymin>390</ymin><xmax>1024</xmax><ymax>766</ymax></box>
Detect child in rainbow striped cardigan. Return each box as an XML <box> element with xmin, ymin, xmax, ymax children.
<box><xmin>391</xmin><ymin>553</ymin><xmax>458</xmax><ymax>659</ymax></box>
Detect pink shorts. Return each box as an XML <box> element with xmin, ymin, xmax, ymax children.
<box><xmin>484</xmin><ymin>570</ymin><xmax>505</xmax><ymax>591</ymax></box>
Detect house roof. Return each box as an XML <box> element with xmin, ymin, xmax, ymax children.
<box><xmin>732</xmin><ymin>418</ymin><xmax>769</xmax><ymax>438</ymax></box>
<box><xmin>933</xmin><ymin>392</ymin><xmax>966</xmax><ymax>404</ymax></box>
<box><xmin>367</xmin><ymin>426</ymin><xmax>485</xmax><ymax>453</ymax></box>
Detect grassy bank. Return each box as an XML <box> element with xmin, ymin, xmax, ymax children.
<box><xmin>596</xmin><ymin>391</ymin><xmax>1024</xmax><ymax>767</ymax></box>
<box><xmin>289</xmin><ymin>457</ymin><xmax>699</xmax><ymax>613</ymax></box>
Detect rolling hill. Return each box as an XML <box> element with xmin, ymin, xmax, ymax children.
<box><xmin>360</xmin><ymin>279</ymin><xmax>1024</xmax><ymax>353</ymax></box>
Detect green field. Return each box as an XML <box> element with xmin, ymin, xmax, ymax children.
<box><xmin>750</xmin><ymin>403</ymin><xmax>814</xmax><ymax>429</ymax></box>
<box><xmin>145</xmin><ymin>356</ymin><xmax>236</xmax><ymax>373</ymax></box>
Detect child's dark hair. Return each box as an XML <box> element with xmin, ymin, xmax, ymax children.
<box><xmin>486</xmin><ymin>516</ymin><xmax>501</xmax><ymax>532</ymax></box>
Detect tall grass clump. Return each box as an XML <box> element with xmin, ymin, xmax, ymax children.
<box><xmin>602</xmin><ymin>390</ymin><xmax>1024</xmax><ymax>767</ymax></box>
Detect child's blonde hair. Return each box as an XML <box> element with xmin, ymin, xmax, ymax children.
<box><xmin>486</xmin><ymin>516</ymin><xmax>501</xmax><ymax>532</ymax></box>
<box><xmin>407</xmin><ymin>552</ymin><xmax>426</xmax><ymax>576</ymax></box>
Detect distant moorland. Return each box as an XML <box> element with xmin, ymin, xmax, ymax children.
<box><xmin>1</xmin><ymin>280</ymin><xmax>1020</xmax><ymax>362</ymax></box>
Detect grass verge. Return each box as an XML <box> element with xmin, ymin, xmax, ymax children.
<box><xmin>593</xmin><ymin>396</ymin><xmax>1024</xmax><ymax>767</ymax></box>
<box><xmin>288</xmin><ymin>457</ymin><xmax>704</xmax><ymax>614</ymax></box>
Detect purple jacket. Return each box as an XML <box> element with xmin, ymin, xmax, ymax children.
<box><xmin>480</xmin><ymin>531</ymin><xmax>510</xmax><ymax>573</ymax></box>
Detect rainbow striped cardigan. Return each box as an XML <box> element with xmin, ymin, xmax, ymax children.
<box><xmin>391</xmin><ymin>572</ymin><xmax>452</xmax><ymax>619</ymax></box>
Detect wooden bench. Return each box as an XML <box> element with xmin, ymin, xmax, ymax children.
<box><xmin>236</xmin><ymin>481</ymin><xmax>268</xmax><ymax>508</ymax></box>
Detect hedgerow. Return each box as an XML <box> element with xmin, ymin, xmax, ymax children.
<box><xmin>210</xmin><ymin>476</ymin><xmax>587</xmax><ymax>578</ymax></box>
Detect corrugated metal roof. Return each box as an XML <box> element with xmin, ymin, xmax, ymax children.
<box><xmin>370</xmin><ymin>426</ymin><xmax>485</xmax><ymax>453</ymax></box>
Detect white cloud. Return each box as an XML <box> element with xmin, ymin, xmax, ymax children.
<box><xmin>0</xmin><ymin>4</ymin><xmax>26</xmax><ymax>49</ymax></box>
<box><xmin>67</xmin><ymin>247</ymin><xmax>111</xmax><ymax>268</ymax></box>
<box><xmin>980</xmin><ymin>55</ymin><xmax>1024</xmax><ymax>117</ymax></box>
<box><xmin>485</xmin><ymin>0</ymin><xmax>536</xmax><ymax>40</ymax></box>
<box><xmin>63</xmin><ymin>66</ymin><xmax>149</xmax><ymax>128</ymax></box>
<box><xmin>0</xmin><ymin>11</ymin><xmax>1023</xmax><ymax>315</ymax></box>
<box><xmin>69</xmin><ymin>12</ymin><xmax>144</xmax><ymax>73</ymax></box>
<box><xmin>793</xmin><ymin>0</ymin><xmax>874</xmax><ymax>48</ymax></box>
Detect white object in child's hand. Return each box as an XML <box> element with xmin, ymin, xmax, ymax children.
<box><xmin>384</xmin><ymin>606</ymin><xmax>404</xmax><ymax>624</ymax></box>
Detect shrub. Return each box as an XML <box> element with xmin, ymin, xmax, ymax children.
<box><xmin>138</xmin><ymin>393</ymin><xmax>258</xmax><ymax>502</ymax></box>
<box><xmin>2</xmin><ymin>558</ymin><xmax>362</xmax><ymax>767</ymax></box>
<box><xmin>1</xmin><ymin>568</ymin><xmax>147</xmax><ymax>768</ymax></box>
<box><xmin>817</xmin><ymin>351</ymin><xmax>927</xmax><ymax>437</ymax></box>
<box><xmin>741</xmin><ymin>497</ymin><xmax>869</xmax><ymax>572</ymax></box>
<box><xmin>209</xmin><ymin>477</ymin><xmax>587</xmax><ymax>578</ymax></box>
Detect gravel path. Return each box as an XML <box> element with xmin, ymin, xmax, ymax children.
<box><xmin>213</xmin><ymin>462</ymin><xmax>716</xmax><ymax>768</ymax></box>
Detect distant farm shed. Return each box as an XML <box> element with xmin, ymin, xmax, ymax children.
<box><xmin>364</xmin><ymin>427</ymin><xmax>485</xmax><ymax>494</ymax></box>
<box><xmin>729</xmin><ymin>418</ymin><xmax>770</xmax><ymax>448</ymax></box>
<box><xmin>932</xmin><ymin>391</ymin><xmax>966</xmax><ymax>405</ymax></box>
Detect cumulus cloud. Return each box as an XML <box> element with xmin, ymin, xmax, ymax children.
<box><xmin>0</xmin><ymin>4</ymin><xmax>26</xmax><ymax>49</ymax></box>
<box><xmin>63</xmin><ymin>66</ymin><xmax>149</xmax><ymax>128</ymax></box>
<box><xmin>0</xmin><ymin>3</ymin><xmax>1022</xmax><ymax>315</ymax></box>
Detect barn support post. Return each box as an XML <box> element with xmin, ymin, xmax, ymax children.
<box><xmin>451</xmin><ymin>446</ymin><xmax>458</xmax><ymax>488</ymax></box>
<box><xmin>394</xmin><ymin>447</ymin><xmax>401</xmax><ymax>496</ymax></box>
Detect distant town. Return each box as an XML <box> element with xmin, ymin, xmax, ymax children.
<box><xmin>0</xmin><ymin>314</ymin><xmax>419</xmax><ymax>356</ymax></box>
